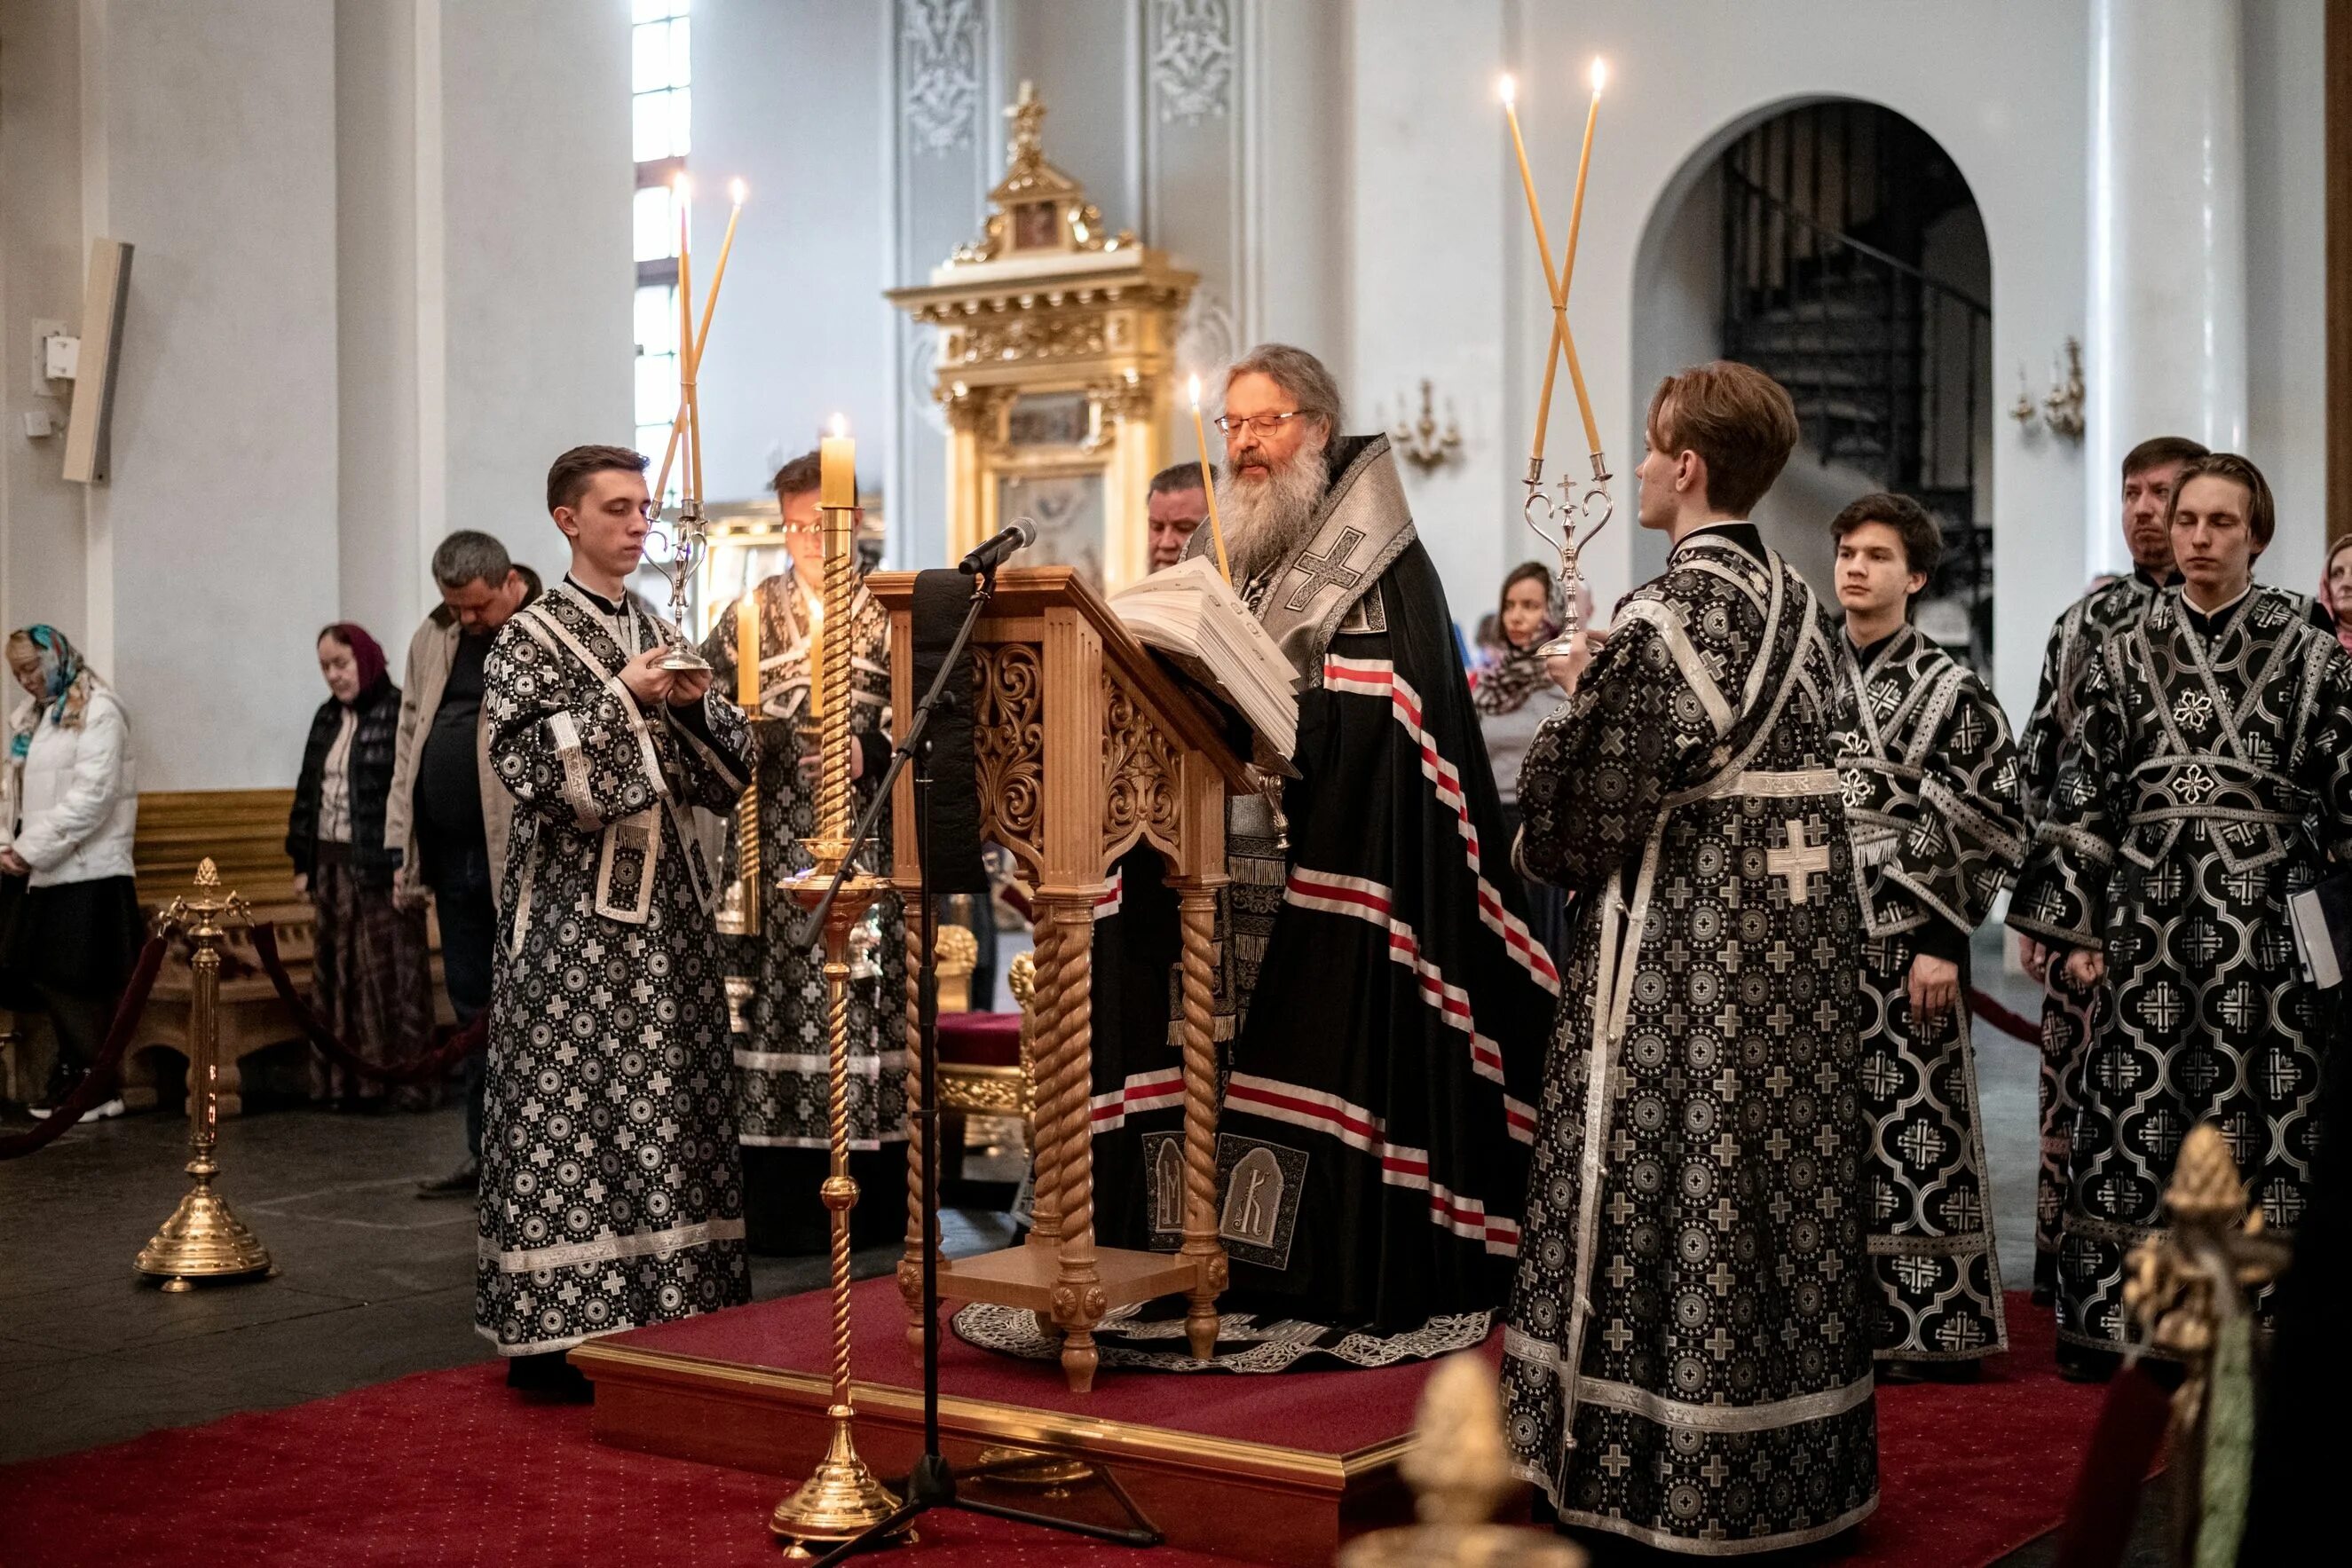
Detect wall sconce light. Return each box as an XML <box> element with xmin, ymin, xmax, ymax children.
<box><xmin>2010</xmin><ymin>338</ymin><xmax>2086</xmax><ymax>443</ymax></box>
<box><xmin>2042</xmin><ymin>337</ymin><xmax>2086</xmax><ymax>441</ymax></box>
<box><xmin>1389</xmin><ymin>378</ymin><xmax>1464</xmax><ymax>473</ymax></box>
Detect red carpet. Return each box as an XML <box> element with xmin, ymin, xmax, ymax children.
<box><xmin>0</xmin><ymin>1292</ymin><xmax>2107</xmax><ymax>1566</ymax></box>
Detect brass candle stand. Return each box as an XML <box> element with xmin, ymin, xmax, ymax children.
<box><xmin>135</xmin><ymin>859</ymin><xmax>272</xmax><ymax>1291</ymax></box>
<box><xmin>1521</xmin><ymin>451</ymin><xmax>1614</xmax><ymax>654</ymax></box>
<box><xmin>769</xmin><ymin>500</ymin><xmax>908</xmax><ymax>1555</ymax></box>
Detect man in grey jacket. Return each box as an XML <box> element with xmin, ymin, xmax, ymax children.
<box><xmin>388</xmin><ymin>531</ymin><xmax>538</xmax><ymax>1197</ymax></box>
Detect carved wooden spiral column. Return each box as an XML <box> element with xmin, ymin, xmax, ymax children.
<box><xmin>896</xmin><ymin>913</ymin><xmax>929</xmax><ymax>1349</ymax></box>
<box><xmin>1175</xmin><ymin>886</ymin><xmax>1227</xmax><ymax>1359</ymax></box>
<box><xmin>1031</xmin><ymin>893</ymin><xmax>1104</xmax><ymax>1391</ymax></box>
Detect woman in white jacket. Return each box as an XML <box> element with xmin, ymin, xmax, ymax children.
<box><xmin>3</xmin><ymin>626</ymin><xmax>140</xmax><ymax>1122</ymax></box>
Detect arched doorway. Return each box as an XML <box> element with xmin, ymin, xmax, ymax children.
<box><xmin>1631</xmin><ymin>101</ymin><xmax>1994</xmax><ymax>671</ymax></box>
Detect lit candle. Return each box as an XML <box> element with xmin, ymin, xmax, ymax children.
<box><xmin>1500</xmin><ymin>75</ymin><xmax>1567</xmax><ymax>466</ymax></box>
<box><xmin>1187</xmin><ymin>374</ymin><xmax>1232</xmax><ymax>583</ymax></box>
<box><xmin>736</xmin><ymin>590</ymin><xmax>761</xmax><ymax>708</ymax></box>
<box><xmin>820</xmin><ymin>414</ymin><xmax>856</xmax><ymax>508</ymax></box>
<box><xmin>654</xmin><ymin>174</ymin><xmax>694</xmax><ymax>508</ymax></box>
<box><xmin>692</xmin><ymin>179</ymin><xmax>746</xmax><ymax>369</ymax></box>
<box><xmin>682</xmin><ymin>190</ymin><xmax>704</xmax><ymax>508</ymax></box>
<box><xmin>1560</xmin><ymin>59</ymin><xmax>1606</xmax><ymax>459</ymax></box>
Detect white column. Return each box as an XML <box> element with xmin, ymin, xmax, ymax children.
<box><xmin>2084</xmin><ymin>0</ymin><xmax>2245</xmax><ymax>575</ymax></box>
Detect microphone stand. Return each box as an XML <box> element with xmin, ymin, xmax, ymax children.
<box><xmin>789</xmin><ymin>563</ymin><xmax>1162</xmax><ymax>1564</ymax></box>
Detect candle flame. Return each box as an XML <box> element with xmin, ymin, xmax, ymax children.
<box><xmin>674</xmin><ymin>171</ymin><xmax>691</xmax><ymax>198</ymax></box>
<box><xmin>1497</xmin><ymin>73</ymin><xmax>1517</xmax><ymax>106</ymax></box>
<box><xmin>829</xmin><ymin>413</ymin><xmax>848</xmax><ymax>438</ymax></box>
<box><xmin>1590</xmin><ymin>58</ymin><xmax>1607</xmax><ymax>95</ymax></box>
<box><xmin>728</xmin><ymin>177</ymin><xmax>747</xmax><ymax>205</ymax></box>
<box><xmin>1188</xmin><ymin>373</ymin><xmax>1203</xmax><ymax>409</ymax></box>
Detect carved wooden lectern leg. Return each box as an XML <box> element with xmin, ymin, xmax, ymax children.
<box><xmin>1033</xmin><ymin>893</ymin><xmax>1105</xmax><ymax>1392</ymax></box>
<box><xmin>1175</xmin><ymin>886</ymin><xmax>1227</xmax><ymax>1359</ymax></box>
<box><xmin>897</xmin><ymin>916</ymin><xmax>930</xmax><ymax>1350</ymax></box>
<box><xmin>1022</xmin><ymin>913</ymin><xmax>1066</xmax><ymax>1260</ymax></box>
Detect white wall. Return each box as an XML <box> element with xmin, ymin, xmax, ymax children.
<box><xmin>691</xmin><ymin>0</ymin><xmax>893</xmax><ymax>508</ymax></box>
<box><xmin>81</xmin><ymin>0</ymin><xmax>343</xmax><ymax>790</ymax></box>
<box><xmin>2245</xmin><ymin>0</ymin><xmax>2326</xmax><ymax>596</ymax></box>
<box><xmin>0</xmin><ymin>0</ymin><xmax>90</xmax><ymax>638</ymax></box>
<box><xmin>439</xmin><ymin>0</ymin><xmax>634</xmax><ymax>594</ymax></box>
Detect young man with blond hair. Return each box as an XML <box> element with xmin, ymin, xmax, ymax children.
<box><xmin>1504</xmin><ymin>361</ymin><xmax>1878</xmax><ymax>1553</ymax></box>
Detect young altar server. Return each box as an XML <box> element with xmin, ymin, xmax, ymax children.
<box><xmin>1503</xmin><ymin>362</ymin><xmax>1878</xmax><ymax>1554</ymax></box>
<box><xmin>1825</xmin><ymin>492</ymin><xmax>2027</xmax><ymax>1377</ymax></box>
<box><xmin>473</xmin><ymin>444</ymin><xmax>756</xmax><ymax>1391</ymax></box>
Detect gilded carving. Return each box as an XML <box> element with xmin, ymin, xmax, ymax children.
<box><xmin>973</xmin><ymin>643</ymin><xmax>1046</xmax><ymax>874</ymax></box>
<box><xmin>1103</xmin><ymin>674</ymin><xmax>1182</xmax><ymax>859</ymax></box>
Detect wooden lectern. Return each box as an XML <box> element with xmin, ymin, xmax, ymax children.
<box><xmin>867</xmin><ymin>567</ymin><xmax>1248</xmax><ymax>1393</ymax></box>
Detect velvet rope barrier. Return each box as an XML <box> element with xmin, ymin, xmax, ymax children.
<box><xmin>246</xmin><ymin>922</ymin><xmax>487</xmax><ymax>1085</ymax></box>
<box><xmin>1968</xmin><ymin>987</ymin><xmax>2044</xmax><ymax>1045</ymax></box>
<box><xmin>0</xmin><ymin>931</ymin><xmax>171</xmax><ymax>1160</ymax></box>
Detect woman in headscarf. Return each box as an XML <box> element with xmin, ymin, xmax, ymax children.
<box><xmin>3</xmin><ymin>626</ymin><xmax>142</xmax><ymax>1123</ymax></box>
<box><xmin>1472</xmin><ymin>563</ymin><xmax>1593</xmax><ymax>965</ymax></box>
<box><xmin>287</xmin><ymin>623</ymin><xmax>433</xmax><ymax>1110</ymax></box>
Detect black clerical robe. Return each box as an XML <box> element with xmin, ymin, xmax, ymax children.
<box><xmin>1502</xmin><ymin>528</ymin><xmax>1878</xmax><ymax>1554</ymax></box>
<box><xmin>1089</xmin><ymin>435</ymin><xmax>1557</xmax><ymax>1363</ymax></box>
<box><xmin>474</xmin><ymin>581</ymin><xmax>754</xmax><ymax>1355</ymax></box>
<box><xmin>698</xmin><ymin>570</ymin><xmax>906</xmax><ymax>1253</ymax></box>
<box><xmin>1830</xmin><ymin>623</ymin><xmax>2026</xmax><ymax>1361</ymax></box>
<box><xmin>2017</xmin><ymin>567</ymin><xmax>2169</xmax><ymax>1294</ymax></box>
<box><xmin>2009</xmin><ymin>585</ymin><xmax>2352</xmax><ymax>1352</ymax></box>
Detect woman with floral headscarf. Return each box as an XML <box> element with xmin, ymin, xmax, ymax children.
<box><xmin>2</xmin><ymin>626</ymin><xmax>141</xmax><ymax>1123</ymax></box>
<box><xmin>287</xmin><ymin>623</ymin><xmax>433</xmax><ymax>1110</ymax></box>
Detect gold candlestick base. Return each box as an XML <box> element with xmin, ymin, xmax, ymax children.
<box><xmin>971</xmin><ymin>1444</ymin><xmax>1095</xmax><ymax>1493</ymax></box>
<box><xmin>136</xmin><ymin>1176</ymin><xmax>273</xmax><ymax>1291</ymax></box>
<box><xmin>770</xmin><ymin>1418</ymin><xmax>913</xmax><ymax>1551</ymax></box>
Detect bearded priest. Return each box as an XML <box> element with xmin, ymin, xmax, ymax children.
<box><xmin>1086</xmin><ymin>343</ymin><xmax>1558</xmax><ymax>1369</ymax></box>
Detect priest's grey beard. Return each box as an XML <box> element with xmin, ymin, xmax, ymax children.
<box><xmin>1218</xmin><ymin>435</ymin><xmax>1329</xmax><ymax>583</ymax></box>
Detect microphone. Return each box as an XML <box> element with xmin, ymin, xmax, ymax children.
<box><xmin>959</xmin><ymin>516</ymin><xmax>1036</xmax><ymax>575</ymax></box>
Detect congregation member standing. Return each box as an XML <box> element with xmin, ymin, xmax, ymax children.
<box><xmin>1825</xmin><ymin>494</ymin><xmax>2027</xmax><ymax>1377</ymax></box>
<box><xmin>4</xmin><ymin>627</ymin><xmax>139</xmax><ymax>1124</ymax></box>
<box><xmin>288</xmin><ymin>623</ymin><xmax>432</xmax><ymax>1110</ymax></box>
<box><xmin>1503</xmin><ymin>363</ymin><xmax>1878</xmax><ymax>1554</ymax></box>
<box><xmin>1473</xmin><ymin>562</ymin><xmax>1578</xmax><ymax>964</ymax></box>
<box><xmin>1145</xmin><ymin>461</ymin><xmax>1208</xmax><ymax>572</ymax></box>
<box><xmin>698</xmin><ymin>451</ymin><xmax>904</xmax><ymax>1256</ymax></box>
<box><xmin>2009</xmin><ymin>453</ymin><xmax>2352</xmax><ymax>1376</ymax></box>
<box><xmin>474</xmin><ymin>445</ymin><xmax>754</xmax><ymax>1391</ymax></box>
<box><xmin>387</xmin><ymin>532</ymin><xmax>540</xmax><ymax>1197</ymax></box>
<box><xmin>2013</xmin><ymin>436</ymin><xmax>2204</xmax><ymax>1296</ymax></box>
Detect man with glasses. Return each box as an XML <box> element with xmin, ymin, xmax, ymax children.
<box><xmin>1085</xmin><ymin>343</ymin><xmax>1554</xmax><ymax>1370</ymax></box>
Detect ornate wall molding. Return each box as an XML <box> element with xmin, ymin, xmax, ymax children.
<box><xmin>903</xmin><ymin>0</ymin><xmax>983</xmax><ymax>154</ymax></box>
<box><xmin>1151</xmin><ymin>0</ymin><xmax>1234</xmax><ymax>124</ymax></box>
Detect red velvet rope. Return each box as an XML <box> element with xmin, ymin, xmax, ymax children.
<box><xmin>246</xmin><ymin>921</ymin><xmax>487</xmax><ymax>1085</ymax></box>
<box><xmin>0</xmin><ymin>931</ymin><xmax>171</xmax><ymax>1160</ymax></box>
<box><xmin>1967</xmin><ymin>986</ymin><xmax>2044</xmax><ymax>1045</ymax></box>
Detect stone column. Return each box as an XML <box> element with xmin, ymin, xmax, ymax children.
<box><xmin>2085</xmin><ymin>0</ymin><xmax>2247</xmax><ymax>575</ymax></box>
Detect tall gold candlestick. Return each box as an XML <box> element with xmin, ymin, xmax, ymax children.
<box><xmin>770</xmin><ymin>419</ymin><xmax>904</xmax><ymax>1553</ymax></box>
<box><xmin>1186</xmin><ymin>374</ymin><xmax>1232</xmax><ymax>582</ymax></box>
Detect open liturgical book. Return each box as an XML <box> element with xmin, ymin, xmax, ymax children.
<box><xmin>1109</xmin><ymin>555</ymin><xmax>1298</xmax><ymax>760</ymax></box>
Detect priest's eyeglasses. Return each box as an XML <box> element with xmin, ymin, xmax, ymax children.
<box><xmin>1213</xmin><ymin>410</ymin><xmax>1309</xmax><ymax>437</ymax></box>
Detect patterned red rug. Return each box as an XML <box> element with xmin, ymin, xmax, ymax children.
<box><xmin>0</xmin><ymin>1291</ymin><xmax>2103</xmax><ymax>1566</ymax></box>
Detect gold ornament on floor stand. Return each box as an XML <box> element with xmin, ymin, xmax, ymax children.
<box><xmin>769</xmin><ymin>430</ymin><xmax>910</xmax><ymax>1556</ymax></box>
<box><xmin>136</xmin><ymin>859</ymin><xmax>272</xmax><ymax>1292</ymax></box>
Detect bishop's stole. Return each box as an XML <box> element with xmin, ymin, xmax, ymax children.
<box><xmin>1828</xmin><ymin>623</ymin><xmax>2026</xmax><ymax>1362</ymax></box>
<box><xmin>474</xmin><ymin>584</ymin><xmax>756</xmax><ymax>1355</ymax></box>
<box><xmin>1501</xmin><ymin>534</ymin><xmax>1879</xmax><ymax>1554</ymax></box>
<box><xmin>1090</xmin><ymin>436</ymin><xmax>1559</xmax><ymax>1360</ymax></box>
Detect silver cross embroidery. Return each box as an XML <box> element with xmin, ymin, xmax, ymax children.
<box><xmin>1281</xmin><ymin>526</ymin><xmax>1366</xmax><ymax>611</ymax></box>
<box><xmin>1765</xmin><ymin>818</ymin><xmax>1831</xmax><ymax>905</ymax></box>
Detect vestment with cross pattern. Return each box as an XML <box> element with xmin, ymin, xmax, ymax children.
<box><xmin>1827</xmin><ymin>621</ymin><xmax>2026</xmax><ymax>1364</ymax></box>
<box><xmin>2008</xmin><ymin>584</ymin><xmax>2352</xmax><ymax>1353</ymax></box>
<box><xmin>1500</xmin><ymin>532</ymin><xmax>1879</xmax><ymax>1554</ymax></box>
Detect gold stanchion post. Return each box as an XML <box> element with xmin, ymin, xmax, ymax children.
<box><xmin>136</xmin><ymin>859</ymin><xmax>272</xmax><ymax>1291</ymax></box>
<box><xmin>769</xmin><ymin>447</ymin><xmax>909</xmax><ymax>1554</ymax></box>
